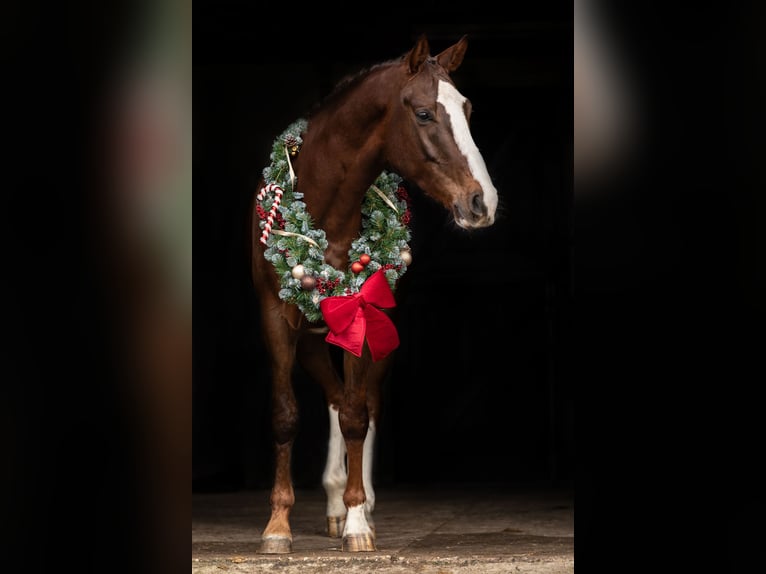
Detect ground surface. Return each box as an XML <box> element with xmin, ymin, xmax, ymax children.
<box><xmin>192</xmin><ymin>484</ymin><xmax>574</xmax><ymax>573</ymax></box>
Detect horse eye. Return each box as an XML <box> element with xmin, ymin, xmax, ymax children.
<box><xmin>415</xmin><ymin>110</ymin><xmax>433</xmax><ymax>122</ymax></box>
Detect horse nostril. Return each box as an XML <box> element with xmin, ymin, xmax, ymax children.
<box><xmin>469</xmin><ymin>191</ymin><xmax>486</xmax><ymax>218</ymax></box>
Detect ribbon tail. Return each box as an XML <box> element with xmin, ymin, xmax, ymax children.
<box><xmin>364</xmin><ymin>307</ymin><xmax>400</xmax><ymax>361</ymax></box>
<box><xmin>324</xmin><ymin>307</ymin><xmax>367</xmax><ymax>357</ymax></box>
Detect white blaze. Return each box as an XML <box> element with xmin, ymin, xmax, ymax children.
<box><xmin>437</xmin><ymin>79</ymin><xmax>498</xmax><ymax>220</ymax></box>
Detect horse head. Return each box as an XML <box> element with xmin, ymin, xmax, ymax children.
<box><xmin>383</xmin><ymin>35</ymin><xmax>498</xmax><ymax>230</ymax></box>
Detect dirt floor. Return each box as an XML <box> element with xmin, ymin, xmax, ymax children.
<box><xmin>192</xmin><ymin>484</ymin><xmax>574</xmax><ymax>573</ymax></box>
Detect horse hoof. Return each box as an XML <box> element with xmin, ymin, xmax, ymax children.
<box><xmin>259</xmin><ymin>536</ymin><xmax>292</xmax><ymax>554</ymax></box>
<box><xmin>327</xmin><ymin>516</ymin><xmax>346</xmax><ymax>538</ymax></box>
<box><xmin>342</xmin><ymin>533</ymin><xmax>376</xmax><ymax>552</ymax></box>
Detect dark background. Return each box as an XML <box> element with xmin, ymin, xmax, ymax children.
<box><xmin>194</xmin><ymin>2</ymin><xmax>573</xmax><ymax>494</ymax></box>
<box><xmin>1</xmin><ymin>1</ymin><xmax>763</xmax><ymax>572</ymax></box>
<box><xmin>193</xmin><ymin>2</ymin><xmax>766</xmax><ymax>570</ymax></box>
<box><xmin>573</xmin><ymin>3</ymin><xmax>766</xmax><ymax>572</ymax></box>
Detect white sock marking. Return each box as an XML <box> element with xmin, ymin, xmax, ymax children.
<box><xmin>344</xmin><ymin>504</ymin><xmax>374</xmax><ymax>536</ymax></box>
<box><xmin>437</xmin><ymin>79</ymin><xmax>498</xmax><ymax>220</ymax></box>
<box><xmin>322</xmin><ymin>405</ymin><xmax>347</xmax><ymax>518</ymax></box>
<box><xmin>362</xmin><ymin>420</ymin><xmax>376</xmax><ymax>515</ymax></box>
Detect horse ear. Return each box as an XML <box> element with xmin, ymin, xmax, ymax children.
<box><xmin>407</xmin><ymin>34</ymin><xmax>431</xmax><ymax>74</ymax></box>
<box><xmin>436</xmin><ymin>35</ymin><xmax>468</xmax><ymax>73</ymax></box>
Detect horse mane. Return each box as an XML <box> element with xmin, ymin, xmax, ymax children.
<box><xmin>306</xmin><ymin>57</ymin><xmax>403</xmax><ymax>118</ymax></box>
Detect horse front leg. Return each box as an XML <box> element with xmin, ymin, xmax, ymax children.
<box><xmin>361</xmin><ymin>351</ymin><xmax>393</xmax><ymax>535</ymax></box>
<box><xmin>295</xmin><ymin>334</ymin><xmax>347</xmax><ymax>538</ymax></box>
<box><xmin>339</xmin><ymin>345</ymin><xmax>376</xmax><ymax>552</ymax></box>
<box><xmin>258</xmin><ymin>303</ymin><xmax>300</xmax><ymax>554</ymax></box>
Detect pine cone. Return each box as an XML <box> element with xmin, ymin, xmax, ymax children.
<box><xmin>284</xmin><ymin>134</ymin><xmax>301</xmax><ymax>156</ymax></box>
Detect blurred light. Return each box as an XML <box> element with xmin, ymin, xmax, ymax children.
<box><xmin>102</xmin><ymin>1</ymin><xmax>191</xmax><ymax>571</ymax></box>
<box><xmin>574</xmin><ymin>0</ymin><xmax>638</xmax><ymax>188</ymax></box>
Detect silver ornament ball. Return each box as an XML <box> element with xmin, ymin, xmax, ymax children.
<box><xmin>300</xmin><ymin>275</ymin><xmax>316</xmax><ymax>291</ymax></box>
<box><xmin>291</xmin><ymin>264</ymin><xmax>305</xmax><ymax>279</ymax></box>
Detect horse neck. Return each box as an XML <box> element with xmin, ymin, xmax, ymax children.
<box><xmin>294</xmin><ymin>65</ymin><xmax>399</xmax><ymax>269</ymax></box>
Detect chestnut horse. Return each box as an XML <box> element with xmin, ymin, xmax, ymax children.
<box><xmin>250</xmin><ymin>34</ymin><xmax>498</xmax><ymax>553</ymax></box>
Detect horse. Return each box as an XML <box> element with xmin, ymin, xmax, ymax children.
<box><xmin>249</xmin><ymin>34</ymin><xmax>498</xmax><ymax>554</ymax></box>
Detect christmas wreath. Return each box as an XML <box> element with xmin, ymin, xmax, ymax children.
<box><xmin>256</xmin><ymin>118</ymin><xmax>413</xmax><ymax>324</ymax></box>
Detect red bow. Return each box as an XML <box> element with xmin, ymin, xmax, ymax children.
<box><xmin>320</xmin><ymin>269</ymin><xmax>399</xmax><ymax>361</ymax></box>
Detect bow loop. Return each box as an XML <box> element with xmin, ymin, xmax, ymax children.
<box><xmin>359</xmin><ymin>268</ymin><xmax>397</xmax><ymax>309</ymax></box>
<box><xmin>320</xmin><ymin>293</ymin><xmax>363</xmax><ymax>335</ymax></box>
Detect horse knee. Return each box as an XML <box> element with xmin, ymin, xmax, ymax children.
<box><xmin>272</xmin><ymin>395</ymin><xmax>299</xmax><ymax>444</ymax></box>
<box><xmin>338</xmin><ymin>408</ymin><xmax>368</xmax><ymax>441</ymax></box>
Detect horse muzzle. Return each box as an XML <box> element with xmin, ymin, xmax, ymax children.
<box><xmin>453</xmin><ymin>189</ymin><xmax>495</xmax><ymax>229</ymax></box>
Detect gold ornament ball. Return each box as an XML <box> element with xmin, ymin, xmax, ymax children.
<box><xmin>400</xmin><ymin>249</ymin><xmax>413</xmax><ymax>265</ymax></box>
<box><xmin>291</xmin><ymin>264</ymin><xmax>305</xmax><ymax>279</ymax></box>
<box><xmin>300</xmin><ymin>275</ymin><xmax>316</xmax><ymax>291</ymax></box>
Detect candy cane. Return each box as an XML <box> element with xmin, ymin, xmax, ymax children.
<box><xmin>258</xmin><ymin>183</ymin><xmax>284</xmax><ymax>245</ymax></box>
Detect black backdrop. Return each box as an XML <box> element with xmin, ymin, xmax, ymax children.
<box><xmin>194</xmin><ymin>3</ymin><xmax>574</xmax><ymax>492</ymax></box>
<box><xmin>3</xmin><ymin>1</ymin><xmax>764</xmax><ymax>572</ymax></box>
<box><xmin>194</xmin><ymin>4</ymin><xmax>766</xmax><ymax>567</ymax></box>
